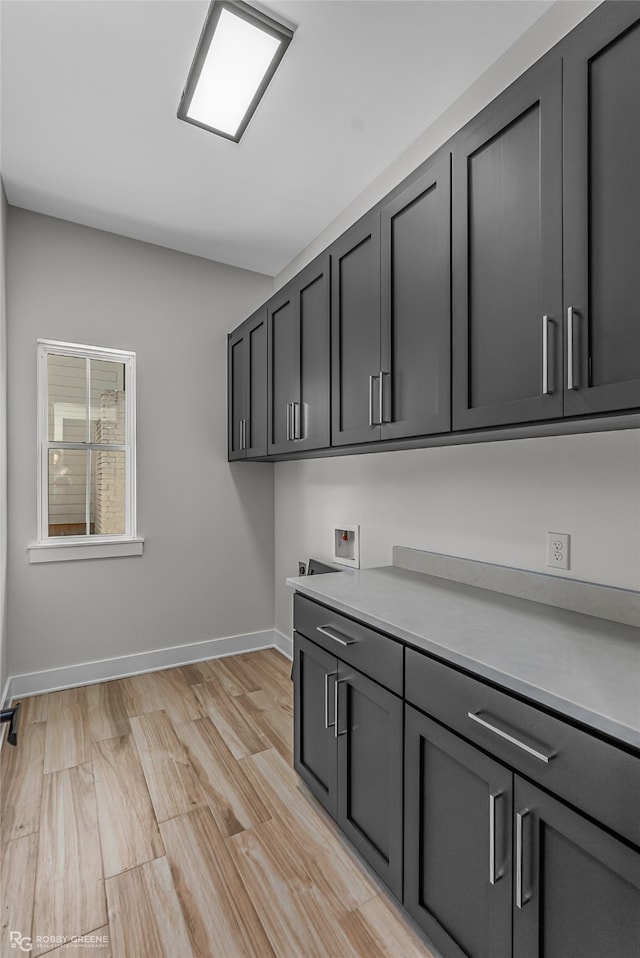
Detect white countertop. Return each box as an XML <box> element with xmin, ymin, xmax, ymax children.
<box><xmin>287</xmin><ymin>566</ymin><xmax>640</xmax><ymax>751</ymax></box>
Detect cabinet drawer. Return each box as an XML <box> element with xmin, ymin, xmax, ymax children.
<box><xmin>294</xmin><ymin>594</ymin><xmax>403</xmax><ymax>696</ymax></box>
<box><xmin>406</xmin><ymin>648</ymin><xmax>640</xmax><ymax>847</ymax></box>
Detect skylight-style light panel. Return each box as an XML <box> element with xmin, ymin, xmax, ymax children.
<box><xmin>178</xmin><ymin>1</ymin><xmax>294</xmax><ymax>143</ymax></box>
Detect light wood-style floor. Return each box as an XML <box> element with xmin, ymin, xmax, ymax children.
<box><xmin>1</xmin><ymin>649</ymin><xmax>435</xmax><ymax>958</ymax></box>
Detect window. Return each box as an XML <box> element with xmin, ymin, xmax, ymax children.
<box><xmin>29</xmin><ymin>340</ymin><xmax>143</xmax><ymax>563</ymax></box>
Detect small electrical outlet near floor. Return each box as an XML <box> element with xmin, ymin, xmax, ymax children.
<box><xmin>547</xmin><ymin>532</ymin><xmax>570</xmax><ymax>570</ymax></box>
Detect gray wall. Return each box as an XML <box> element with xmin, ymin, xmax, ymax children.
<box><xmin>274</xmin><ymin>434</ymin><xmax>640</xmax><ymax>637</ymax></box>
<box><xmin>7</xmin><ymin>209</ymin><xmax>274</xmax><ymax>677</ymax></box>
<box><xmin>0</xmin><ymin>183</ymin><xmax>7</xmax><ymax>699</ymax></box>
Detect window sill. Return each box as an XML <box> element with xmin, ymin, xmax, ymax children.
<box><xmin>28</xmin><ymin>538</ymin><xmax>144</xmax><ymax>564</ymax></box>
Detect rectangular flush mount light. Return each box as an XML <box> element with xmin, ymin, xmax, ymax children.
<box><xmin>178</xmin><ymin>0</ymin><xmax>293</xmax><ymax>142</ymax></box>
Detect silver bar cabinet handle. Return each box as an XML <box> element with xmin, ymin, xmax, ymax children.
<box><xmin>334</xmin><ymin>679</ymin><xmax>347</xmax><ymax>738</ymax></box>
<box><xmin>239</xmin><ymin>420</ymin><xmax>243</xmax><ymax>451</ymax></box>
<box><xmin>324</xmin><ymin>671</ymin><xmax>337</xmax><ymax>729</ymax></box>
<box><xmin>379</xmin><ymin>371</ymin><xmax>384</xmax><ymax>426</ymax></box>
<box><xmin>542</xmin><ymin>316</ymin><xmax>551</xmax><ymax>395</ymax></box>
<box><xmin>294</xmin><ymin>401</ymin><xmax>301</xmax><ymax>440</ymax></box>
<box><xmin>489</xmin><ymin>791</ymin><xmax>498</xmax><ymax>885</ymax></box>
<box><xmin>317</xmin><ymin>625</ymin><xmax>357</xmax><ymax>647</ymax></box>
<box><xmin>368</xmin><ymin>374</ymin><xmax>376</xmax><ymax>426</ymax></box>
<box><xmin>567</xmin><ymin>306</ymin><xmax>576</xmax><ymax>390</ymax></box>
<box><xmin>516</xmin><ymin>809</ymin><xmax>529</xmax><ymax>908</ymax></box>
<box><xmin>467</xmin><ymin>712</ymin><xmax>553</xmax><ymax>764</ymax></box>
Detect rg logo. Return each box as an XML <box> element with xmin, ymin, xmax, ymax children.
<box><xmin>9</xmin><ymin>932</ymin><xmax>32</xmax><ymax>952</ymax></box>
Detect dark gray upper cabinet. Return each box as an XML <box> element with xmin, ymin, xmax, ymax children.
<box><xmin>229</xmin><ymin>3</ymin><xmax>640</xmax><ymax>461</ymax></box>
<box><xmin>380</xmin><ymin>156</ymin><xmax>451</xmax><ymax>440</ymax></box>
<box><xmin>513</xmin><ymin>778</ymin><xmax>640</xmax><ymax>958</ymax></box>
<box><xmin>331</xmin><ymin>155</ymin><xmax>451</xmax><ymax>447</ymax></box>
<box><xmin>267</xmin><ymin>255</ymin><xmax>330</xmax><ymax>455</ymax></box>
<box><xmin>563</xmin><ymin>3</ymin><xmax>640</xmax><ymax>415</ymax></box>
<box><xmin>228</xmin><ymin>325</ymin><xmax>247</xmax><ymax>461</ymax></box>
<box><xmin>452</xmin><ymin>58</ymin><xmax>564</xmax><ymax>430</ymax></box>
<box><xmin>331</xmin><ymin>213</ymin><xmax>382</xmax><ymax>446</ymax></box>
<box><xmin>227</xmin><ymin>306</ymin><xmax>268</xmax><ymax>461</ymax></box>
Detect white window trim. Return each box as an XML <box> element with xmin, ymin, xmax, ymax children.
<box><xmin>28</xmin><ymin>339</ymin><xmax>143</xmax><ymax>563</ymax></box>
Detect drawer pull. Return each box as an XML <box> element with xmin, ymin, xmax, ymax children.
<box><xmin>317</xmin><ymin>625</ymin><xmax>357</xmax><ymax>647</ymax></box>
<box><xmin>468</xmin><ymin>711</ymin><xmax>553</xmax><ymax>764</ymax></box>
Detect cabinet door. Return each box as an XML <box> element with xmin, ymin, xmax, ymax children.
<box><xmin>336</xmin><ymin>665</ymin><xmax>403</xmax><ymax>899</ymax></box>
<box><xmin>563</xmin><ymin>3</ymin><xmax>640</xmax><ymax>415</ymax></box>
<box><xmin>331</xmin><ymin>214</ymin><xmax>382</xmax><ymax>446</ymax></box>
<box><xmin>404</xmin><ymin>706</ymin><xmax>512</xmax><ymax>958</ymax></box>
<box><xmin>227</xmin><ymin>327</ymin><xmax>247</xmax><ymax>461</ymax></box>
<box><xmin>452</xmin><ymin>58</ymin><xmax>563</xmax><ymax>430</ymax></box>
<box><xmin>381</xmin><ymin>156</ymin><xmax>451</xmax><ymax>439</ymax></box>
<box><xmin>268</xmin><ymin>256</ymin><xmax>331</xmax><ymax>455</ymax></box>
<box><xmin>513</xmin><ymin>777</ymin><xmax>640</xmax><ymax>958</ymax></box>
<box><xmin>267</xmin><ymin>284</ymin><xmax>299</xmax><ymax>455</ymax></box>
<box><xmin>297</xmin><ymin>255</ymin><xmax>331</xmax><ymax>452</ymax></box>
<box><xmin>245</xmin><ymin>307</ymin><xmax>268</xmax><ymax>458</ymax></box>
<box><xmin>293</xmin><ymin>632</ymin><xmax>338</xmax><ymax>819</ymax></box>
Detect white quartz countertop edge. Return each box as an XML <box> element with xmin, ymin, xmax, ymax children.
<box><xmin>287</xmin><ymin>567</ymin><xmax>640</xmax><ymax>752</ymax></box>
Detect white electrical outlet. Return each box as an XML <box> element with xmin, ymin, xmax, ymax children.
<box><xmin>547</xmin><ymin>532</ymin><xmax>570</xmax><ymax>570</ymax></box>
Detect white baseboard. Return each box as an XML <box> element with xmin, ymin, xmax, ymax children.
<box><xmin>1</xmin><ymin>674</ymin><xmax>11</xmax><ymax>709</ymax></box>
<box><xmin>9</xmin><ymin>628</ymin><xmax>286</xmax><ymax>700</ymax></box>
<box><xmin>273</xmin><ymin>629</ymin><xmax>293</xmax><ymax>660</ymax></box>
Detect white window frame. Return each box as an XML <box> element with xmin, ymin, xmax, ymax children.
<box><xmin>28</xmin><ymin>339</ymin><xmax>143</xmax><ymax>563</ymax></box>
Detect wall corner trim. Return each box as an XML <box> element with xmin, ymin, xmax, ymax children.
<box><xmin>8</xmin><ymin>628</ymin><xmax>283</xmax><ymax>699</ymax></box>
<box><xmin>273</xmin><ymin>629</ymin><xmax>293</xmax><ymax>660</ymax></box>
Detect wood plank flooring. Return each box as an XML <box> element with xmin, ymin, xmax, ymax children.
<box><xmin>1</xmin><ymin>650</ymin><xmax>436</xmax><ymax>958</ymax></box>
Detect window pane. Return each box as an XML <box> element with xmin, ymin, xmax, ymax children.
<box><xmin>92</xmin><ymin>449</ymin><xmax>126</xmax><ymax>535</ymax></box>
<box><xmin>48</xmin><ymin>449</ymin><xmax>87</xmax><ymax>536</ymax></box>
<box><xmin>90</xmin><ymin>360</ymin><xmax>126</xmax><ymax>443</ymax></box>
<box><xmin>47</xmin><ymin>354</ymin><xmax>87</xmax><ymax>442</ymax></box>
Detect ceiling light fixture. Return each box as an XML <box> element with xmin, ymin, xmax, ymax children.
<box><xmin>178</xmin><ymin>0</ymin><xmax>294</xmax><ymax>142</ymax></box>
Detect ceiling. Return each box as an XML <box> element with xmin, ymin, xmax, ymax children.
<box><xmin>1</xmin><ymin>0</ymin><xmax>555</xmax><ymax>277</ymax></box>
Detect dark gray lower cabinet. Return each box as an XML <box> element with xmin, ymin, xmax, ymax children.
<box><xmin>336</xmin><ymin>664</ymin><xmax>403</xmax><ymax>898</ymax></box>
<box><xmin>293</xmin><ymin>595</ymin><xmax>640</xmax><ymax>958</ymax></box>
<box><xmin>404</xmin><ymin>704</ymin><xmax>640</xmax><ymax>958</ymax></box>
<box><xmin>404</xmin><ymin>706</ymin><xmax>513</xmax><ymax>958</ymax></box>
<box><xmin>513</xmin><ymin>778</ymin><xmax>640</xmax><ymax>958</ymax></box>
<box><xmin>293</xmin><ymin>631</ymin><xmax>403</xmax><ymax>900</ymax></box>
<box><xmin>293</xmin><ymin>631</ymin><xmax>338</xmax><ymax>818</ymax></box>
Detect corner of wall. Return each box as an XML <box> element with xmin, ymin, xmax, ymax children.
<box><xmin>0</xmin><ymin>179</ymin><xmax>8</xmax><ymax>704</ymax></box>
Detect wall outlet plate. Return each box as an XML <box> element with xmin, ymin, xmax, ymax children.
<box><xmin>298</xmin><ymin>561</ymin><xmax>307</xmax><ymax>576</ymax></box>
<box><xmin>332</xmin><ymin>523</ymin><xmax>360</xmax><ymax>569</ymax></box>
<box><xmin>547</xmin><ymin>532</ymin><xmax>570</xmax><ymax>570</ymax></box>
